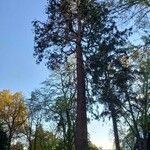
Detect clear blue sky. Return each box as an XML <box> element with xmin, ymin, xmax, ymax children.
<box><xmin>0</xmin><ymin>0</ymin><xmax>113</xmax><ymax>149</ymax></box>
<box><xmin>0</xmin><ymin>0</ymin><xmax>49</xmax><ymax>96</ymax></box>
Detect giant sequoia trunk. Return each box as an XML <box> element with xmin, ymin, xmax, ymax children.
<box><xmin>75</xmin><ymin>32</ymin><xmax>88</xmax><ymax>150</ymax></box>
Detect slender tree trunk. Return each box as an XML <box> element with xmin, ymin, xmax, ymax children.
<box><xmin>75</xmin><ymin>34</ymin><xmax>88</xmax><ymax>150</ymax></box>
<box><xmin>109</xmin><ymin>103</ymin><xmax>121</xmax><ymax>150</ymax></box>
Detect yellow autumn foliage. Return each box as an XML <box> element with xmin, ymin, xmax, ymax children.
<box><xmin>0</xmin><ymin>90</ymin><xmax>27</xmax><ymax>133</ymax></box>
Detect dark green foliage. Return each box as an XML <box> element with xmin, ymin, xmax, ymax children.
<box><xmin>33</xmin><ymin>0</ymin><xmax>118</xmax><ymax>69</ymax></box>
<box><xmin>86</xmin><ymin>24</ymin><xmax>131</xmax><ymax>112</ymax></box>
<box><xmin>31</xmin><ymin>125</ymin><xmax>63</xmax><ymax>150</ymax></box>
<box><xmin>85</xmin><ymin>7</ymin><xmax>132</xmax><ymax>149</ymax></box>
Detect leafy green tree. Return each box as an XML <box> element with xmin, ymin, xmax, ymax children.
<box><xmin>48</xmin><ymin>96</ymin><xmax>76</xmax><ymax>150</ymax></box>
<box><xmin>31</xmin><ymin>125</ymin><xmax>63</xmax><ymax>150</ymax></box>
<box><xmin>25</xmin><ymin>67</ymin><xmax>76</xmax><ymax>150</ymax></box>
<box><xmin>37</xmin><ymin>69</ymin><xmax>76</xmax><ymax>150</ymax></box>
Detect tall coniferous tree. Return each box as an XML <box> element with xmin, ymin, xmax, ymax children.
<box><xmin>33</xmin><ymin>1</ymin><xmax>89</xmax><ymax>149</ymax></box>
<box><xmin>33</xmin><ymin>0</ymin><xmax>120</xmax><ymax>149</ymax></box>
<box><xmin>86</xmin><ymin>17</ymin><xmax>131</xmax><ymax>150</ymax></box>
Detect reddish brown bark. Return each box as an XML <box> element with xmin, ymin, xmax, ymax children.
<box><xmin>75</xmin><ymin>38</ymin><xmax>88</xmax><ymax>150</ymax></box>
